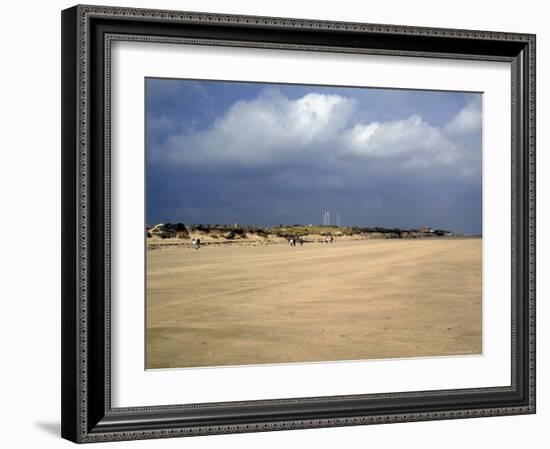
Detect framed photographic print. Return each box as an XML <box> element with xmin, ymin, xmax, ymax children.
<box><xmin>61</xmin><ymin>4</ymin><xmax>536</xmax><ymax>443</ymax></box>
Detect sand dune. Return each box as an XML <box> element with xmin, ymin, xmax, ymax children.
<box><xmin>146</xmin><ymin>238</ymin><xmax>482</xmax><ymax>369</ymax></box>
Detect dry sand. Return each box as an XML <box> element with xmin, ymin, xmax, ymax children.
<box><xmin>146</xmin><ymin>238</ymin><xmax>482</xmax><ymax>369</ymax></box>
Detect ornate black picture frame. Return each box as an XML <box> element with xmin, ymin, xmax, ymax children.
<box><xmin>61</xmin><ymin>4</ymin><xmax>536</xmax><ymax>443</ymax></box>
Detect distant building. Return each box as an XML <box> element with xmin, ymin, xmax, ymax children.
<box><xmin>418</xmin><ymin>226</ymin><xmax>434</xmax><ymax>233</ymax></box>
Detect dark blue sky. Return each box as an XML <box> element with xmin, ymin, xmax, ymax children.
<box><xmin>146</xmin><ymin>78</ymin><xmax>482</xmax><ymax>233</ymax></box>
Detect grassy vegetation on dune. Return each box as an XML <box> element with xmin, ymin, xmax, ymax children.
<box><xmin>147</xmin><ymin>222</ymin><xmax>455</xmax><ymax>241</ymax></box>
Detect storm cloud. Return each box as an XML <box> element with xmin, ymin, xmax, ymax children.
<box><xmin>146</xmin><ymin>79</ymin><xmax>482</xmax><ymax>234</ymax></box>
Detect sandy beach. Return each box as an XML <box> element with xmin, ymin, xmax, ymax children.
<box><xmin>146</xmin><ymin>238</ymin><xmax>482</xmax><ymax>369</ymax></box>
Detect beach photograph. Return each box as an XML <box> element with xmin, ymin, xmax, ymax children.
<box><xmin>145</xmin><ymin>78</ymin><xmax>482</xmax><ymax>369</ymax></box>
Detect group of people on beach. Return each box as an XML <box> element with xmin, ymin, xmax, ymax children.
<box><xmin>287</xmin><ymin>237</ymin><xmax>304</xmax><ymax>246</ymax></box>
<box><xmin>191</xmin><ymin>235</ymin><xmax>334</xmax><ymax>249</ymax></box>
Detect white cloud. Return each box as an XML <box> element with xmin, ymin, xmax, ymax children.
<box><xmin>155</xmin><ymin>89</ymin><xmax>356</xmax><ymax>165</ymax></box>
<box><xmin>445</xmin><ymin>97</ymin><xmax>482</xmax><ymax>136</ymax></box>
<box><xmin>152</xmin><ymin>89</ymin><xmax>481</xmax><ymax>179</ymax></box>
<box><xmin>343</xmin><ymin>114</ymin><xmax>459</xmax><ymax>167</ymax></box>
